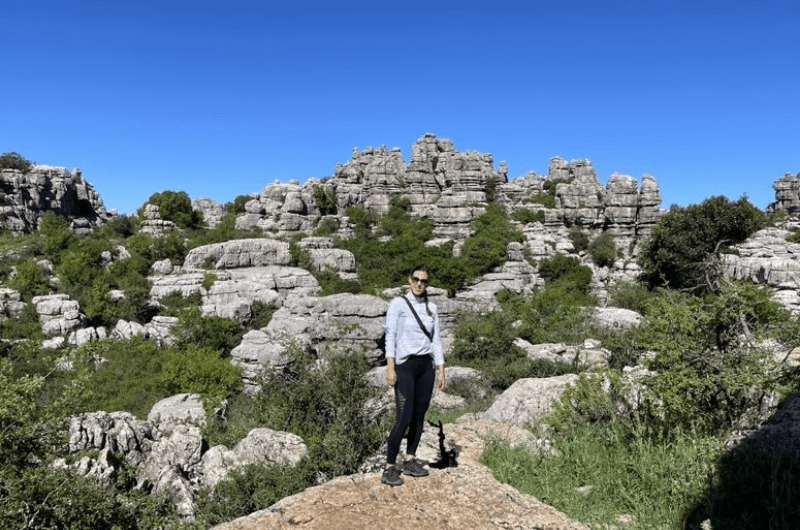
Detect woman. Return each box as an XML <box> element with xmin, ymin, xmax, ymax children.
<box><xmin>381</xmin><ymin>265</ymin><xmax>446</xmax><ymax>486</ymax></box>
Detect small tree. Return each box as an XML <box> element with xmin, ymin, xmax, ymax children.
<box><xmin>589</xmin><ymin>232</ymin><xmax>618</xmax><ymax>268</ymax></box>
<box><xmin>0</xmin><ymin>152</ymin><xmax>33</xmax><ymax>172</ymax></box>
<box><xmin>142</xmin><ymin>191</ymin><xmax>203</xmax><ymax>229</ymax></box>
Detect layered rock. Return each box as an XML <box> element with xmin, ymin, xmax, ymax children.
<box><xmin>64</xmin><ymin>394</ymin><xmax>307</xmax><ymax>519</ymax></box>
<box><xmin>721</xmin><ymin>228</ymin><xmax>800</xmax><ymax>312</ymax></box>
<box><xmin>768</xmin><ymin>172</ymin><xmax>800</xmax><ymax>215</ymax></box>
<box><xmin>193</xmin><ymin>198</ymin><xmax>225</xmax><ymax>228</ymax></box>
<box><xmin>0</xmin><ymin>288</ymin><xmax>25</xmax><ymax>319</ymax></box>
<box><xmin>32</xmin><ymin>294</ymin><xmax>83</xmax><ymax>337</ymax></box>
<box><xmin>139</xmin><ymin>204</ymin><xmax>176</xmax><ymax>237</ymax></box>
<box><xmin>0</xmin><ymin>165</ymin><xmax>109</xmax><ymax>233</ymax></box>
<box><xmin>231</xmin><ymin>293</ymin><xmax>387</xmax><ymax>391</ymax></box>
<box><xmin>183</xmin><ymin>239</ymin><xmax>292</xmax><ymax>270</ymax></box>
<box><xmin>513</xmin><ymin>338</ymin><xmax>611</xmax><ymax>371</ymax></box>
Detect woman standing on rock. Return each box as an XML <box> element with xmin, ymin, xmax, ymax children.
<box><xmin>381</xmin><ymin>265</ymin><xmax>446</xmax><ymax>486</ymax></box>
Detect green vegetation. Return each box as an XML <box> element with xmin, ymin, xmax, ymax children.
<box><xmin>511</xmin><ymin>207</ymin><xmax>545</xmax><ymax>224</ymax></box>
<box><xmin>313</xmin><ymin>185</ymin><xmax>337</xmax><ymax>215</ymax></box>
<box><xmin>0</xmin><ymin>151</ymin><xmax>33</xmax><ymax>172</ymax></box>
<box><xmin>197</xmin><ymin>347</ymin><xmax>386</xmax><ymax>525</ymax></box>
<box><xmin>537</xmin><ymin>254</ymin><xmax>594</xmax><ymax>294</ymax></box>
<box><xmin>639</xmin><ymin>195</ymin><xmax>766</xmax><ymax>290</ymax></box>
<box><xmin>568</xmin><ymin>226</ymin><xmax>589</xmax><ymax>252</ymax></box>
<box><xmin>588</xmin><ymin>232</ymin><xmax>617</xmax><ymax>267</ymax></box>
<box><xmin>483</xmin><ymin>423</ymin><xmax>721</xmax><ymax>529</ymax></box>
<box><xmin>142</xmin><ymin>190</ymin><xmax>204</xmax><ymax>229</ymax></box>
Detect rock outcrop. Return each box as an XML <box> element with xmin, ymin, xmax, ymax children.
<box><xmin>0</xmin><ymin>165</ymin><xmax>109</xmax><ymax>233</ymax></box>
<box><xmin>212</xmin><ymin>417</ymin><xmax>587</xmax><ymax>530</ymax></box>
<box><xmin>231</xmin><ymin>293</ymin><xmax>387</xmax><ymax>391</ymax></box>
<box><xmin>482</xmin><ymin>374</ymin><xmax>579</xmax><ymax>427</ymax></box>
<box><xmin>32</xmin><ymin>294</ymin><xmax>83</xmax><ymax>337</ymax></box>
<box><xmin>721</xmin><ymin>228</ymin><xmax>800</xmax><ymax>312</ymax></box>
<box><xmin>768</xmin><ymin>172</ymin><xmax>800</xmax><ymax>215</ymax></box>
<box><xmin>193</xmin><ymin>198</ymin><xmax>226</xmax><ymax>228</ymax></box>
<box><xmin>183</xmin><ymin>239</ymin><xmax>292</xmax><ymax>270</ymax></box>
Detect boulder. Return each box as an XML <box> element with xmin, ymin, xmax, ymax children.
<box><xmin>147</xmin><ymin>393</ymin><xmax>206</xmax><ymax>434</ymax></box>
<box><xmin>591</xmin><ymin>307</ymin><xmax>642</xmax><ymax>330</ymax></box>
<box><xmin>68</xmin><ymin>411</ymin><xmax>155</xmax><ymax>467</ymax></box>
<box><xmin>200</xmin><ymin>428</ymin><xmax>308</xmax><ymax>489</ymax></box>
<box><xmin>183</xmin><ymin>239</ymin><xmax>292</xmax><ymax>270</ymax></box>
<box><xmin>482</xmin><ymin>374</ymin><xmax>579</xmax><ymax>427</ymax></box>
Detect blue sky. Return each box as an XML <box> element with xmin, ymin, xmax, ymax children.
<box><xmin>1</xmin><ymin>0</ymin><xmax>798</xmax><ymax>214</ymax></box>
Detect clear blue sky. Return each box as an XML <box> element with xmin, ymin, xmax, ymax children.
<box><xmin>1</xmin><ymin>0</ymin><xmax>798</xmax><ymax>214</ymax></box>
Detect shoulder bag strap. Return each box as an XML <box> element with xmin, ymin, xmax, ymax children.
<box><xmin>402</xmin><ymin>295</ymin><xmax>433</xmax><ymax>342</ymax></box>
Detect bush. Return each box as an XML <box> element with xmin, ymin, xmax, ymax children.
<box><xmin>607</xmin><ymin>281</ymin><xmax>654</xmax><ymax>314</ymax></box>
<box><xmin>195</xmin><ymin>463</ymin><xmax>313</xmax><ymax>526</ymax></box>
<box><xmin>158</xmin><ymin>346</ymin><xmax>242</xmax><ymax>411</ymax></box>
<box><xmin>511</xmin><ymin>208</ymin><xmax>545</xmax><ymax>224</ymax></box>
<box><xmin>36</xmin><ymin>212</ymin><xmax>73</xmax><ymax>260</ymax></box>
<box><xmin>501</xmin><ymin>286</ymin><xmax>594</xmax><ymax>345</ymax></box>
<box><xmin>525</xmin><ymin>192</ymin><xmax>556</xmax><ymax>208</ymax></box>
<box><xmin>588</xmin><ymin>232</ymin><xmax>617</xmax><ymax>268</ymax></box>
<box><xmin>0</xmin><ymin>151</ymin><xmax>33</xmax><ymax>172</ymax></box>
<box><xmin>460</xmin><ymin>204</ymin><xmax>523</xmax><ymax>277</ymax></box>
<box><xmin>568</xmin><ymin>227</ymin><xmax>589</xmax><ymax>252</ymax></box>
<box><xmin>142</xmin><ymin>191</ymin><xmax>203</xmax><ymax>229</ymax></box>
<box><xmin>313</xmin><ymin>185</ymin><xmax>337</xmax><ymax>215</ymax></box>
<box><xmin>639</xmin><ymin>195</ymin><xmax>766</xmax><ymax>290</ymax></box>
<box><xmin>8</xmin><ymin>259</ymin><xmax>50</xmax><ymax>299</ymax></box>
<box><xmin>186</xmin><ymin>212</ymin><xmax>261</xmax><ymax>249</ymax></box>
<box><xmin>172</xmin><ymin>307</ymin><xmax>244</xmax><ymax>356</ymax></box>
<box><xmin>313</xmin><ymin>217</ymin><xmax>340</xmax><ymax>236</ymax></box>
<box><xmin>206</xmin><ymin>347</ymin><xmax>386</xmax><ymax>480</ymax></box>
<box><xmin>227</xmin><ymin>194</ymin><xmax>252</xmax><ymax>214</ymax></box>
<box><xmin>537</xmin><ymin>255</ymin><xmax>593</xmax><ymax>294</ymax></box>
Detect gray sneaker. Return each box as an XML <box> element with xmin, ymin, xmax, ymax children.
<box><xmin>403</xmin><ymin>458</ymin><xmax>429</xmax><ymax>477</ymax></box>
<box><xmin>381</xmin><ymin>465</ymin><xmax>404</xmax><ymax>486</ymax></box>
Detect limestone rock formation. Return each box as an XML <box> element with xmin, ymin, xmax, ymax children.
<box><xmin>200</xmin><ymin>428</ymin><xmax>309</xmax><ymax>489</ymax></box>
<box><xmin>513</xmin><ymin>339</ymin><xmax>611</xmax><ymax>371</ymax></box>
<box><xmin>0</xmin><ymin>288</ymin><xmax>25</xmax><ymax>319</ymax></box>
<box><xmin>68</xmin><ymin>411</ymin><xmax>156</xmax><ymax>467</ymax></box>
<box><xmin>32</xmin><ymin>294</ymin><xmax>83</xmax><ymax>337</ymax></box>
<box><xmin>591</xmin><ymin>306</ymin><xmax>643</xmax><ymax>330</ymax></box>
<box><xmin>768</xmin><ymin>172</ymin><xmax>800</xmax><ymax>215</ymax></box>
<box><xmin>0</xmin><ymin>165</ymin><xmax>109</xmax><ymax>233</ymax></box>
<box><xmin>231</xmin><ymin>293</ymin><xmax>387</xmax><ymax>391</ymax></box>
<box><xmin>193</xmin><ymin>198</ymin><xmax>225</xmax><ymax>228</ymax></box>
<box><xmin>482</xmin><ymin>374</ymin><xmax>580</xmax><ymax>427</ymax></box>
<box><xmin>721</xmin><ymin>228</ymin><xmax>800</xmax><ymax>312</ymax></box>
<box><xmin>183</xmin><ymin>239</ymin><xmax>292</xmax><ymax>270</ymax></box>
<box><xmin>139</xmin><ymin>203</ymin><xmax>176</xmax><ymax>237</ymax></box>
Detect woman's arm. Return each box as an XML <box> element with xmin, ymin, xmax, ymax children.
<box><xmin>432</xmin><ymin>307</ymin><xmax>445</xmax><ymax>390</ymax></box>
<box><xmin>384</xmin><ymin>299</ymin><xmax>400</xmax><ymax>386</ymax></box>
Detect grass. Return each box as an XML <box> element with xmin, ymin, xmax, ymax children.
<box><xmin>481</xmin><ymin>422</ymin><xmax>722</xmax><ymax>529</ymax></box>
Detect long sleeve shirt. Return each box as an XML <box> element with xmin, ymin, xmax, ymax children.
<box><xmin>384</xmin><ymin>294</ymin><xmax>444</xmax><ymax>366</ymax></box>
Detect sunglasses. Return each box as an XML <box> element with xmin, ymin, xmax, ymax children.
<box><xmin>410</xmin><ymin>276</ymin><xmax>429</xmax><ymax>285</ymax></box>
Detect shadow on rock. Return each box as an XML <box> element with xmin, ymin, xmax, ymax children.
<box><xmin>427</xmin><ymin>420</ymin><xmax>459</xmax><ymax>469</ymax></box>
<box><xmin>685</xmin><ymin>394</ymin><xmax>800</xmax><ymax>530</ymax></box>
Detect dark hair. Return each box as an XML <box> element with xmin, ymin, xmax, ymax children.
<box><xmin>408</xmin><ymin>265</ymin><xmax>432</xmax><ymax>316</ymax></box>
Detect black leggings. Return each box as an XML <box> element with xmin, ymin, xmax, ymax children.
<box><xmin>386</xmin><ymin>355</ymin><xmax>435</xmax><ymax>465</ymax></box>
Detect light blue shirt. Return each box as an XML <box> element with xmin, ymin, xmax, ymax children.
<box><xmin>384</xmin><ymin>294</ymin><xmax>444</xmax><ymax>366</ymax></box>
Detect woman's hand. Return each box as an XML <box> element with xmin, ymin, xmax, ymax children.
<box><xmin>386</xmin><ymin>367</ymin><xmax>397</xmax><ymax>386</ymax></box>
<box><xmin>437</xmin><ymin>366</ymin><xmax>445</xmax><ymax>391</ymax></box>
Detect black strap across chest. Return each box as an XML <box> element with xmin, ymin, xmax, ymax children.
<box><xmin>402</xmin><ymin>295</ymin><xmax>433</xmax><ymax>341</ymax></box>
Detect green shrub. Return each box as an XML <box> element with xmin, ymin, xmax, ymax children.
<box><xmin>194</xmin><ymin>463</ymin><xmax>313</xmax><ymax>526</ymax></box>
<box><xmin>344</xmin><ymin>206</ymin><xmax>376</xmax><ymax>238</ymax></box>
<box><xmin>639</xmin><ymin>195</ymin><xmax>766</xmax><ymax>290</ymax></box>
<box><xmin>537</xmin><ymin>255</ymin><xmax>593</xmax><ymax>294</ymax></box>
<box><xmin>313</xmin><ymin>217</ymin><xmax>340</xmax><ymax>236</ymax></box>
<box><xmin>206</xmin><ymin>347</ymin><xmax>386</xmax><ymax>479</ymax></box>
<box><xmin>172</xmin><ymin>307</ymin><xmax>244</xmax><ymax>356</ymax></box>
<box><xmin>607</xmin><ymin>281</ymin><xmax>653</xmax><ymax>314</ymax></box>
<box><xmin>511</xmin><ymin>208</ymin><xmax>545</xmax><ymax>224</ymax></box>
<box><xmin>244</xmin><ymin>302</ymin><xmax>275</xmax><ymax>330</ymax></box>
<box><xmin>8</xmin><ymin>259</ymin><xmax>50</xmax><ymax>299</ymax></box>
<box><xmin>460</xmin><ymin>204</ymin><xmax>523</xmax><ymax>277</ymax></box>
<box><xmin>227</xmin><ymin>194</ymin><xmax>252</xmax><ymax>214</ymax></box>
<box><xmin>588</xmin><ymin>232</ymin><xmax>618</xmax><ymax>268</ymax></box>
<box><xmin>0</xmin><ymin>151</ymin><xmax>33</xmax><ymax>172</ymax></box>
<box><xmin>313</xmin><ymin>185</ymin><xmax>337</xmax><ymax>215</ymax></box>
<box><xmin>501</xmin><ymin>286</ymin><xmax>593</xmax><ymax>345</ymax></box>
<box><xmin>158</xmin><ymin>346</ymin><xmax>242</xmax><ymax>411</ymax></box>
<box><xmin>525</xmin><ymin>192</ymin><xmax>556</xmax><ymax>208</ymax></box>
<box><xmin>186</xmin><ymin>212</ymin><xmax>261</xmax><ymax>249</ymax></box>
<box><xmin>0</xmin><ymin>302</ymin><xmax>43</xmax><ymax>340</ymax></box>
<box><xmin>158</xmin><ymin>292</ymin><xmax>202</xmax><ymax>316</ymax></box>
<box><xmin>126</xmin><ymin>232</ymin><xmax>187</xmax><ymax>266</ymax></box>
<box><xmin>568</xmin><ymin>227</ymin><xmax>589</xmax><ymax>252</ymax></box>
<box><xmin>450</xmin><ymin>300</ymin><xmax>576</xmax><ymax>390</ymax></box>
<box><xmin>36</xmin><ymin>212</ymin><xmax>73</xmax><ymax>260</ymax></box>
<box><xmin>142</xmin><ymin>190</ymin><xmax>203</xmax><ymax>229</ymax></box>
